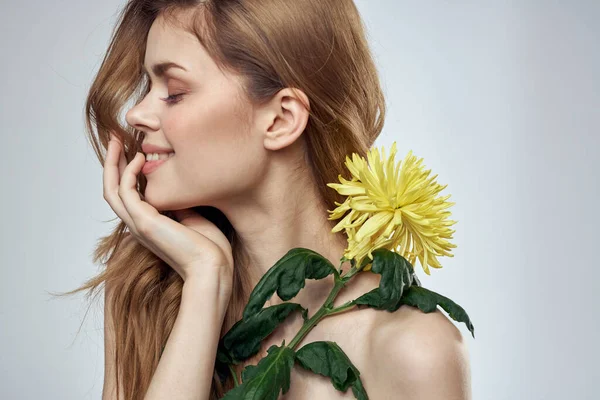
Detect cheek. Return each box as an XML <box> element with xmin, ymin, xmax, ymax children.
<box><xmin>163</xmin><ymin>87</ymin><xmax>247</xmax><ymax>150</ymax></box>
<box><xmin>162</xmin><ymin>148</ymin><xmax>264</xmax><ymax>208</ymax></box>
<box><xmin>161</xmin><ymin>107</ymin><xmax>194</xmax><ymax>145</ymax></box>
<box><xmin>164</xmin><ymin>113</ymin><xmax>264</xmax><ymax>196</ymax></box>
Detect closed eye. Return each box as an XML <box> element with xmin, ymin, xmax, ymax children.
<box><xmin>162</xmin><ymin>93</ymin><xmax>184</xmax><ymax>105</ymax></box>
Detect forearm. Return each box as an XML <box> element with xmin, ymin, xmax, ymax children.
<box><xmin>144</xmin><ymin>273</ymin><xmax>229</xmax><ymax>400</ymax></box>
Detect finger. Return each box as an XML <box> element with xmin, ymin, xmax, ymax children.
<box><xmin>104</xmin><ymin>134</ymin><xmax>135</xmax><ymax>228</ymax></box>
<box><xmin>118</xmin><ymin>143</ymin><xmax>127</xmax><ymax>176</ymax></box>
<box><xmin>103</xmin><ymin>133</ymin><xmax>117</xmax><ymax>169</ymax></box>
<box><xmin>103</xmin><ymin>136</ymin><xmax>122</xmax><ymax>194</ymax></box>
<box><xmin>109</xmin><ymin>132</ymin><xmax>127</xmax><ymax>177</ymax></box>
<box><xmin>118</xmin><ymin>152</ymin><xmax>159</xmax><ymax>229</ymax></box>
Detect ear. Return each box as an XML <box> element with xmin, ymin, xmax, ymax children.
<box><xmin>258</xmin><ymin>88</ymin><xmax>310</xmax><ymax>151</ymax></box>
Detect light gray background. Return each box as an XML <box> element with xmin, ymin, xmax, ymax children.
<box><xmin>1</xmin><ymin>1</ymin><xmax>598</xmax><ymax>399</ymax></box>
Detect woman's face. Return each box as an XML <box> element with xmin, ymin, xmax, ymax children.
<box><xmin>125</xmin><ymin>15</ymin><xmax>266</xmax><ymax>211</ymax></box>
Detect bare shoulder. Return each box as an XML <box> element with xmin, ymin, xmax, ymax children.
<box><xmin>367</xmin><ymin>304</ymin><xmax>472</xmax><ymax>400</ymax></box>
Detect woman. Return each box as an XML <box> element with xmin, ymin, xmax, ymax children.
<box><xmin>66</xmin><ymin>0</ymin><xmax>471</xmax><ymax>398</ymax></box>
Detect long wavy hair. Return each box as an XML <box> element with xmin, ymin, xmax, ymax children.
<box><xmin>54</xmin><ymin>0</ymin><xmax>386</xmax><ymax>398</ymax></box>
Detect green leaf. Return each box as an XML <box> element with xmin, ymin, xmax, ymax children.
<box><xmin>353</xmin><ymin>248</ymin><xmax>414</xmax><ymax>312</ymax></box>
<box><xmin>222</xmin><ymin>344</ymin><xmax>296</xmax><ymax>400</ymax></box>
<box><xmin>216</xmin><ymin>347</ymin><xmax>233</xmax><ymax>364</ymax></box>
<box><xmin>353</xmin><ymin>288</ymin><xmax>385</xmax><ymax>308</ymax></box>
<box><xmin>215</xmin><ymin>349</ymin><xmax>233</xmax><ymax>386</ymax></box>
<box><xmin>219</xmin><ymin>303</ymin><xmax>305</xmax><ymax>363</ymax></box>
<box><xmin>243</xmin><ymin>248</ymin><xmax>337</xmax><ymax>320</ymax></box>
<box><xmin>295</xmin><ymin>341</ymin><xmax>368</xmax><ymax>399</ymax></box>
<box><xmin>350</xmin><ymin>256</ymin><xmax>372</xmax><ymax>270</ymax></box>
<box><xmin>351</xmin><ymin>376</ymin><xmax>368</xmax><ymax>400</ymax></box>
<box><xmin>401</xmin><ymin>286</ymin><xmax>475</xmax><ymax>338</ymax></box>
<box><xmin>411</xmin><ymin>272</ymin><xmax>422</xmax><ymax>287</ymax></box>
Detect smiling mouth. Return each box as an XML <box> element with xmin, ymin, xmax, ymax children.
<box><xmin>142</xmin><ymin>153</ymin><xmax>174</xmax><ymax>174</ymax></box>
<box><xmin>144</xmin><ymin>152</ymin><xmax>175</xmax><ymax>161</ymax></box>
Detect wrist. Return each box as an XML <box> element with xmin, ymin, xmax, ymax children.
<box><xmin>183</xmin><ymin>268</ymin><xmax>232</xmax><ymax>315</ymax></box>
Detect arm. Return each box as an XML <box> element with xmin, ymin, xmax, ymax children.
<box><xmin>143</xmin><ymin>272</ymin><xmax>230</xmax><ymax>400</ymax></box>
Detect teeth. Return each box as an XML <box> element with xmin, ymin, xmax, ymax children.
<box><xmin>146</xmin><ymin>152</ymin><xmax>174</xmax><ymax>161</ymax></box>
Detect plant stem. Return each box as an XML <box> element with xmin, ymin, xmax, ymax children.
<box><xmin>228</xmin><ymin>363</ymin><xmax>240</xmax><ymax>387</ymax></box>
<box><xmin>288</xmin><ymin>260</ymin><xmax>362</xmax><ymax>350</ymax></box>
<box><xmin>341</xmin><ymin>265</ymin><xmax>360</xmax><ymax>280</ymax></box>
<box><xmin>327</xmin><ymin>300</ymin><xmax>357</xmax><ymax>316</ymax></box>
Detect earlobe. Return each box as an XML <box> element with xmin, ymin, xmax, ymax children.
<box><xmin>263</xmin><ymin>88</ymin><xmax>310</xmax><ymax>151</ymax></box>
<box><xmin>263</xmin><ymin>128</ymin><xmax>299</xmax><ymax>151</ymax></box>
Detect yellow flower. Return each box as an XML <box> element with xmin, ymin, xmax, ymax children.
<box><xmin>326</xmin><ymin>142</ymin><xmax>457</xmax><ymax>275</ymax></box>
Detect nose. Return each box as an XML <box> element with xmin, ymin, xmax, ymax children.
<box><xmin>125</xmin><ymin>96</ymin><xmax>160</xmax><ymax>133</ymax></box>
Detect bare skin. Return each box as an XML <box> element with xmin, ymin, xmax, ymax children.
<box><xmin>104</xmin><ymin>10</ymin><xmax>471</xmax><ymax>399</ymax></box>
<box><xmin>234</xmin><ymin>273</ymin><xmax>471</xmax><ymax>400</ymax></box>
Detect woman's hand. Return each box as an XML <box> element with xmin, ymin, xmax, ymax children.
<box><xmin>102</xmin><ymin>132</ymin><xmax>234</xmax><ymax>288</ymax></box>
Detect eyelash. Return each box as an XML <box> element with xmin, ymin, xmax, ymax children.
<box><xmin>145</xmin><ymin>77</ymin><xmax>185</xmax><ymax>105</ymax></box>
<box><xmin>162</xmin><ymin>93</ymin><xmax>184</xmax><ymax>105</ymax></box>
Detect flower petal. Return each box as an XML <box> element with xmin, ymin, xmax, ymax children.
<box><xmin>355</xmin><ymin>211</ymin><xmax>394</xmax><ymax>243</ymax></box>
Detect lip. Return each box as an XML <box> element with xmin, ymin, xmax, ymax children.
<box><xmin>142</xmin><ymin>143</ymin><xmax>175</xmax><ymax>154</ymax></box>
<box><xmin>142</xmin><ymin>155</ymin><xmax>173</xmax><ymax>175</ymax></box>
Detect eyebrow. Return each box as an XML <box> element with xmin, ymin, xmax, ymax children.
<box><xmin>142</xmin><ymin>61</ymin><xmax>187</xmax><ymax>78</ymax></box>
